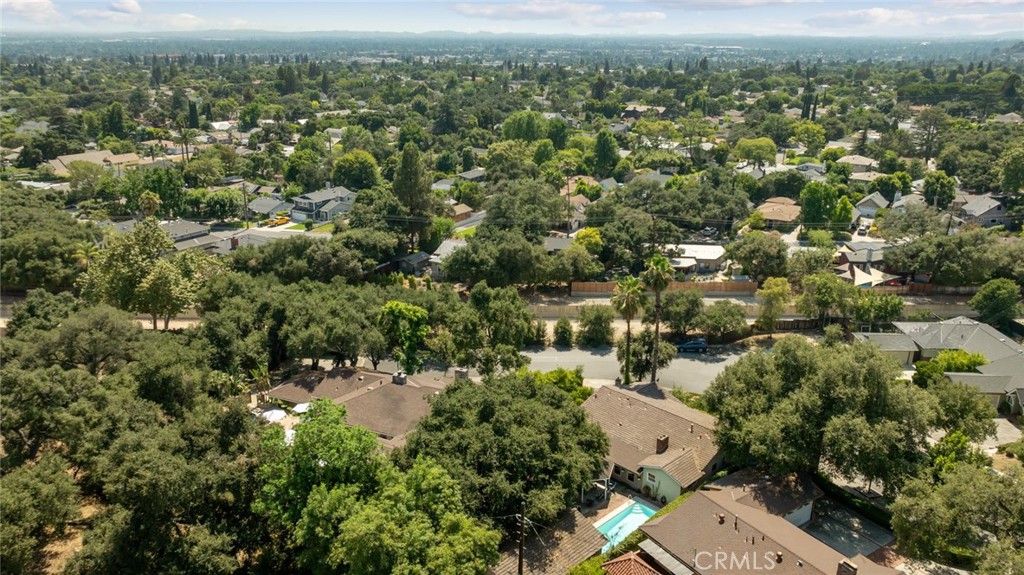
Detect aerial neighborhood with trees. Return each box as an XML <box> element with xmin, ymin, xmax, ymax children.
<box><xmin>1</xmin><ymin>17</ymin><xmax>1023</xmax><ymax>575</ymax></box>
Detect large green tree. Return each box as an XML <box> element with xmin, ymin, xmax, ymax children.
<box><xmin>969</xmin><ymin>278</ymin><xmax>1022</xmax><ymax>330</ymax></box>
<box><xmin>393</xmin><ymin>143</ymin><xmax>434</xmax><ymax>247</ymax></box>
<box><xmin>377</xmin><ymin>300</ymin><xmax>431</xmax><ymax>374</ymax></box>
<box><xmin>705</xmin><ymin>336</ymin><xmax>995</xmax><ymax>495</ymax></box>
<box><xmin>727</xmin><ymin>231</ymin><xmax>789</xmax><ymax>284</ymax></box>
<box><xmin>403</xmin><ymin>373</ymin><xmax>607</xmax><ymax>533</ymax></box>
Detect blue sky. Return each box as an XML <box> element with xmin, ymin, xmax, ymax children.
<box><xmin>3</xmin><ymin>0</ymin><xmax>1023</xmax><ymax>36</ymax></box>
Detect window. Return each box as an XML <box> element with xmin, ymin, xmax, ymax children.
<box><xmin>627</xmin><ymin>472</ymin><xmax>635</xmax><ymax>482</ymax></box>
<box><xmin>613</xmin><ymin>465</ymin><xmax>621</xmax><ymax>476</ymax></box>
<box><xmin>647</xmin><ymin>473</ymin><xmax>656</xmax><ymax>482</ymax></box>
<box><xmin>712</xmin><ymin>463</ymin><xmax>718</xmax><ymax>471</ymax></box>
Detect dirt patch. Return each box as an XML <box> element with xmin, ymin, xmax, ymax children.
<box><xmin>991</xmin><ymin>452</ymin><xmax>1023</xmax><ymax>474</ymax></box>
<box><xmin>42</xmin><ymin>499</ymin><xmax>101</xmax><ymax>575</ymax></box>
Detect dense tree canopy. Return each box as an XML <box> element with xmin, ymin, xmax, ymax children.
<box><xmin>402</xmin><ymin>373</ymin><xmax>608</xmax><ymax>532</ymax></box>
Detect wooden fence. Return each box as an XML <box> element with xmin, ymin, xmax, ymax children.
<box><xmin>870</xmin><ymin>284</ymin><xmax>980</xmax><ymax>296</ymax></box>
<box><xmin>570</xmin><ymin>281</ymin><xmax>757</xmax><ymax>297</ymax></box>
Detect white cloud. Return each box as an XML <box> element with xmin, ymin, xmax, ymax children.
<box><xmin>453</xmin><ymin>1</ymin><xmax>603</xmax><ymax>21</ymax></box>
<box><xmin>1</xmin><ymin>0</ymin><xmax>61</xmax><ymax>21</ymax></box>
<box><xmin>74</xmin><ymin>7</ymin><xmax>206</xmax><ymax>30</ymax></box>
<box><xmin>587</xmin><ymin>10</ymin><xmax>667</xmax><ymax>26</ymax></box>
<box><xmin>110</xmin><ymin>0</ymin><xmax>143</xmax><ymax>14</ymax></box>
<box><xmin>925</xmin><ymin>9</ymin><xmax>1024</xmax><ymax>27</ymax></box>
<box><xmin>452</xmin><ymin>0</ymin><xmax>665</xmax><ymax>28</ymax></box>
<box><xmin>806</xmin><ymin>7</ymin><xmax>919</xmax><ymax>28</ymax></box>
<box><xmin>930</xmin><ymin>0</ymin><xmax>1024</xmax><ymax>5</ymax></box>
<box><xmin>653</xmin><ymin>0</ymin><xmax>821</xmax><ymax>8</ymax></box>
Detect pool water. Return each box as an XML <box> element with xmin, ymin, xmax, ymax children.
<box><xmin>595</xmin><ymin>501</ymin><xmax>657</xmax><ymax>552</ymax></box>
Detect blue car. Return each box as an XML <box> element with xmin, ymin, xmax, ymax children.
<box><xmin>676</xmin><ymin>338</ymin><xmax>708</xmax><ymax>353</ymax></box>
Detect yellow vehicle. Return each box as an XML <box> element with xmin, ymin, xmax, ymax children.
<box><xmin>266</xmin><ymin>216</ymin><xmax>290</xmax><ymax>227</ymax></box>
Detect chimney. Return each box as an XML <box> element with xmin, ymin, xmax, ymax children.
<box><xmin>656</xmin><ymin>435</ymin><xmax>669</xmax><ymax>454</ymax></box>
<box><xmin>230</xmin><ymin>237</ymin><xmax>239</xmax><ymax>249</ymax></box>
<box><xmin>837</xmin><ymin>560</ymin><xmax>858</xmax><ymax>575</ymax></box>
<box><xmin>392</xmin><ymin>371</ymin><xmax>407</xmax><ymax>385</ymax></box>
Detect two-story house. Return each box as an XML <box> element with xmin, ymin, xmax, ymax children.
<box><xmin>291</xmin><ymin>185</ymin><xmax>357</xmax><ymax>222</ymax></box>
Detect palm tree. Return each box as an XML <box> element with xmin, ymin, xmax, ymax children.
<box><xmin>71</xmin><ymin>241</ymin><xmax>101</xmax><ymax>270</ymax></box>
<box><xmin>640</xmin><ymin>254</ymin><xmax>673</xmax><ymax>385</ymax></box>
<box><xmin>250</xmin><ymin>365</ymin><xmax>271</xmax><ymax>403</ymax></box>
<box><xmin>175</xmin><ymin>119</ymin><xmax>196</xmax><ymax>163</ymax></box>
<box><xmin>611</xmin><ymin>276</ymin><xmax>647</xmax><ymax>385</ymax></box>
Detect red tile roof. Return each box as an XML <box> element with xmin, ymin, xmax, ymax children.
<box><xmin>602</xmin><ymin>552</ymin><xmax>660</xmax><ymax>575</ymax></box>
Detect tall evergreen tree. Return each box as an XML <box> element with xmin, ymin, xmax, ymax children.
<box><xmin>393</xmin><ymin>143</ymin><xmax>433</xmax><ymax>247</ymax></box>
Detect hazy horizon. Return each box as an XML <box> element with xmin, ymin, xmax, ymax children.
<box><xmin>3</xmin><ymin>0</ymin><xmax>1024</xmax><ymax>38</ymax></box>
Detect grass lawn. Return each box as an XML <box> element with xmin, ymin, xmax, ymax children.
<box><xmin>285</xmin><ymin>223</ymin><xmax>306</xmax><ymax>230</ymax></box>
<box><xmin>454</xmin><ymin>226</ymin><xmax>477</xmax><ymax>238</ymax></box>
<box><xmin>310</xmin><ymin>223</ymin><xmax>333</xmax><ymax>234</ymax></box>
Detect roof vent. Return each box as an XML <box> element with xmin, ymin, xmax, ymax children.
<box><xmin>776</xmin><ymin>552</ymin><xmax>784</xmax><ymax>563</ymax></box>
<box><xmin>392</xmin><ymin>371</ymin><xmax>407</xmax><ymax>384</ymax></box>
<box><xmin>717</xmin><ymin>513</ymin><xmax>725</xmax><ymax>524</ymax></box>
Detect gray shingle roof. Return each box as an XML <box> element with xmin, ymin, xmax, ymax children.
<box><xmin>161</xmin><ymin>219</ymin><xmax>210</xmax><ymax>241</ymax></box>
<box><xmin>853</xmin><ymin>332</ymin><xmax>918</xmax><ymax>352</ymax></box>
<box><xmin>962</xmin><ymin>196</ymin><xmax>1002</xmax><ymax>217</ymax></box>
<box><xmin>856</xmin><ymin>192</ymin><xmax>889</xmax><ymax>210</ymax></box>
<box><xmin>945</xmin><ymin>372</ymin><xmax>1015</xmax><ymax>395</ymax></box>
<box><xmin>247</xmin><ymin>196</ymin><xmax>291</xmax><ymax>215</ymax></box>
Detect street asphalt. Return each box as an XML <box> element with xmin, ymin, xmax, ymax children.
<box><xmin>375</xmin><ymin>343</ymin><xmax>749</xmax><ymax>394</ymax></box>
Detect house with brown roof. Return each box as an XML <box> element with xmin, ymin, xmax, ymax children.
<box><xmin>268</xmin><ymin>367</ymin><xmax>449</xmax><ymax>448</ymax></box>
<box><xmin>582</xmin><ymin>385</ymin><xmax>723</xmax><ymax>504</ymax></box>
<box><xmin>837</xmin><ymin>154</ymin><xmax>876</xmax><ymax>173</ymax></box>
<box><xmin>489</xmin><ymin>509</ymin><xmax>605</xmax><ymax>575</ymax></box>
<box><xmin>452</xmin><ymin>202</ymin><xmax>474</xmax><ymax>223</ymax></box>
<box><xmin>46</xmin><ymin>150</ymin><xmax>117</xmax><ymax>177</ymax></box>
<box><xmin>639</xmin><ymin>471</ymin><xmax>899</xmax><ymax>575</ymax></box>
<box><xmin>755</xmin><ymin>197</ymin><xmax>802</xmax><ymax>228</ymax></box>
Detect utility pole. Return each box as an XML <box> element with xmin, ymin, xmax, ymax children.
<box><xmin>241</xmin><ymin>184</ymin><xmax>250</xmax><ymax>230</ymax></box>
<box><xmin>517</xmin><ymin>501</ymin><xmax>526</xmax><ymax>575</ymax></box>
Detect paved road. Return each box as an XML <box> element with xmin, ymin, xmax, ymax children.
<box><xmin>521</xmin><ymin>345</ymin><xmax>747</xmax><ymax>393</ymax></box>
<box><xmin>378</xmin><ymin>344</ymin><xmax>748</xmax><ymax>394</ymax></box>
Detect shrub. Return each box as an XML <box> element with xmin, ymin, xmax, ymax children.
<box><xmin>576</xmin><ymin>305</ymin><xmax>616</xmax><ymax>347</ymax></box>
<box><xmin>526</xmin><ymin>319</ymin><xmax>547</xmax><ymax>347</ymax></box>
<box><xmin>554</xmin><ymin>316</ymin><xmax>574</xmax><ymax>347</ymax></box>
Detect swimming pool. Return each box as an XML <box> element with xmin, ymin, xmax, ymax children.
<box><xmin>594</xmin><ymin>501</ymin><xmax>657</xmax><ymax>552</ymax></box>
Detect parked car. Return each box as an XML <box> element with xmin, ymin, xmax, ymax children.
<box><xmin>676</xmin><ymin>338</ymin><xmax>708</xmax><ymax>353</ymax></box>
<box><xmin>701</xmin><ymin>227</ymin><xmax>717</xmax><ymax>237</ymax></box>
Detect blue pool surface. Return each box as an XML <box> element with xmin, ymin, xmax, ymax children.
<box><xmin>596</xmin><ymin>501</ymin><xmax>657</xmax><ymax>552</ymax></box>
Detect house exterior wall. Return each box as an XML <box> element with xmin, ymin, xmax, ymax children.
<box><xmin>966</xmin><ymin>208</ymin><xmax>1012</xmax><ymax>228</ymax></box>
<box><xmin>859</xmin><ymin>206</ymin><xmax>881</xmax><ymax>218</ymax></box>
<box><xmin>981</xmin><ymin>392</ymin><xmax>1003</xmax><ymax>410</ymax></box>
<box><xmin>880</xmin><ymin>349</ymin><xmax>915</xmax><ymax>366</ymax></box>
<box><xmin>784</xmin><ymin>501</ymin><xmax>814</xmax><ymax>527</ymax></box>
<box><xmin>696</xmin><ymin>257</ymin><xmax>724</xmax><ymax>272</ymax></box>
<box><xmin>611</xmin><ymin>465</ymin><xmax>643</xmax><ymax>492</ymax></box>
<box><xmin>639</xmin><ymin>468</ymin><xmax>683</xmax><ymax>503</ymax></box>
